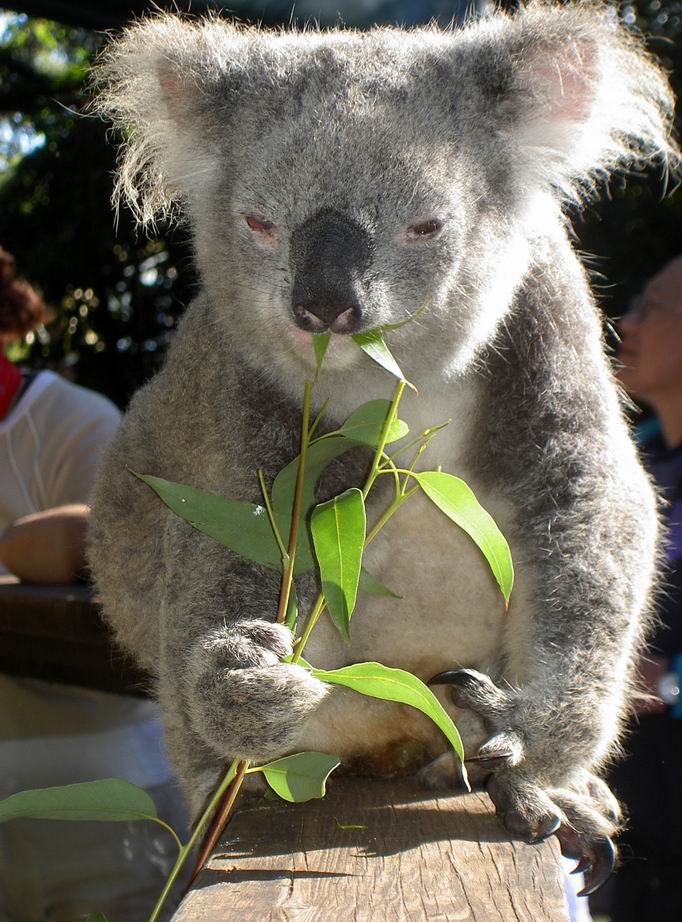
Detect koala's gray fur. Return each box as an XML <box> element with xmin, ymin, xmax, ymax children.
<box><xmin>88</xmin><ymin>1</ymin><xmax>679</xmax><ymax>888</ymax></box>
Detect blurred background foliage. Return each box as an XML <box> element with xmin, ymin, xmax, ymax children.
<box><xmin>0</xmin><ymin>0</ymin><xmax>680</xmax><ymax>408</ymax></box>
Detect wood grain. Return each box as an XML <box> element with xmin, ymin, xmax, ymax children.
<box><xmin>174</xmin><ymin>780</ymin><xmax>569</xmax><ymax>921</ymax></box>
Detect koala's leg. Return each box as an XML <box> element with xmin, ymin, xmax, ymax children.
<box><xmin>414</xmin><ymin>276</ymin><xmax>659</xmax><ymax>894</ymax></box>
<box><xmin>423</xmin><ymin>667</ymin><xmax>622</xmax><ymax>894</ymax></box>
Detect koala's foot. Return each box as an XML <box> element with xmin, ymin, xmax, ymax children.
<box><xmin>428</xmin><ymin>667</ymin><xmax>617</xmax><ymax>896</ymax></box>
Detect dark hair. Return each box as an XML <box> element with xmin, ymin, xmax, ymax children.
<box><xmin>0</xmin><ymin>247</ymin><xmax>50</xmax><ymax>338</ymax></box>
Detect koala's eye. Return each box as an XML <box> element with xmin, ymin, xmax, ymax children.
<box><xmin>405</xmin><ymin>219</ymin><xmax>443</xmax><ymax>241</ymax></box>
<box><xmin>245</xmin><ymin>215</ymin><xmax>278</xmax><ymax>239</ymax></box>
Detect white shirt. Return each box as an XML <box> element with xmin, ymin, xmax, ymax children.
<box><xmin>0</xmin><ymin>370</ymin><xmax>171</xmax><ymax>790</ymax></box>
<box><xmin>0</xmin><ymin>370</ymin><xmax>120</xmax><ymax>529</ymax></box>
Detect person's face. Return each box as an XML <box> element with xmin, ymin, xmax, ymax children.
<box><xmin>616</xmin><ymin>258</ymin><xmax>682</xmax><ymax>404</ymax></box>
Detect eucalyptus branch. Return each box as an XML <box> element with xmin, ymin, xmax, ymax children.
<box><xmin>363</xmin><ymin>379</ymin><xmax>406</xmax><ymax>499</ymax></box>
<box><xmin>147</xmin><ymin>758</ymin><xmax>246</xmax><ymax>920</ymax></box>
<box><xmin>184</xmin><ymin>378</ymin><xmax>315</xmax><ymax>898</ymax></box>
<box><xmin>276</xmin><ymin>379</ymin><xmax>313</xmax><ymax>625</ymax></box>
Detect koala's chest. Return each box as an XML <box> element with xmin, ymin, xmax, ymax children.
<box><xmin>302</xmin><ymin>485</ymin><xmax>511</xmax><ymax>681</ymax></box>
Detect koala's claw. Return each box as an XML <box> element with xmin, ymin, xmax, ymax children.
<box><xmin>428</xmin><ymin>667</ymin><xmax>511</xmax><ymax>726</ymax></box>
<box><xmin>464</xmin><ymin>749</ymin><xmax>514</xmax><ymax>769</ymax></box>
<box><xmin>557</xmin><ymin>827</ymin><xmax>616</xmax><ymax>896</ymax></box>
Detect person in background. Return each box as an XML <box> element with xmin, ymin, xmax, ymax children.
<box><xmin>0</xmin><ymin>247</ymin><xmax>186</xmax><ymax>922</ymax></box>
<box><xmin>604</xmin><ymin>255</ymin><xmax>682</xmax><ymax>922</ymax></box>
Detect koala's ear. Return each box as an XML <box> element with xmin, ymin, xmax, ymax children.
<box><xmin>92</xmin><ymin>15</ymin><xmax>249</xmax><ymax>227</ymax></box>
<box><xmin>478</xmin><ymin>3</ymin><xmax>679</xmax><ymax>203</ymax></box>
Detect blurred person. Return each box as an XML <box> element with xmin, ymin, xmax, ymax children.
<box><xmin>604</xmin><ymin>256</ymin><xmax>682</xmax><ymax>922</ymax></box>
<box><xmin>0</xmin><ymin>247</ymin><xmax>186</xmax><ymax>922</ymax></box>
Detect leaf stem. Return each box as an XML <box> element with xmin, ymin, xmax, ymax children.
<box><xmin>257</xmin><ymin>468</ymin><xmax>289</xmax><ymax>564</ymax></box>
<box><xmin>188</xmin><ymin>759</ymin><xmax>249</xmax><ymax>884</ymax></box>
<box><xmin>276</xmin><ymin>379</ymin><xmax>313</xmax><ymax>624</ymax></box>
<box><xmin>177</xmin><ymin>379</ymin><xmax>315</xmax><ymax>905</ymax></box>
<box><xmin>145</xmin><ymin>758</ymin><xmax>246</xmax><ymax>922</ymax></box>
<box><xmin>292</xmin><ymin>592</ymin><xmax>326</xmax><ymax>661</ymax></box>
<box><xmin>363</xmin><ymin>379</ymin><xmax>406</xmax><ymax>500</ymax></box>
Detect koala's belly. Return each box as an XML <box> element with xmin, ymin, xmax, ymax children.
<box><xmin>304</xmin><ymin>489</ymin><xmax>509</xmax><ymax>676</ymax></box>
<box><xmin>298</xmin><ymin>490</ymin><xmax>513</xmax><ymax>771</ymax></box>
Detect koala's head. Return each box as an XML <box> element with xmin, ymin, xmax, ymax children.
<box><xmin>95</xmin><ymin>4</ymin><xmax>677</xmax><ymax>386</ymax></box>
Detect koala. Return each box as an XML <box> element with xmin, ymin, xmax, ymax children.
<box><xmin>87</xmin><ymin>1</ymin><xmax>680</xmax><ymax>895</ymax></box>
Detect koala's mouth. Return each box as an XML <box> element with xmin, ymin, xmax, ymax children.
<box><xmin>286</xmin><ymin>325</ymin><xmax>360</xmax><ymax>369</ymax></box>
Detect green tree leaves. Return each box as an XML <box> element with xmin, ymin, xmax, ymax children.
<box><xmin>413</xmin><ymin>471</ymin><xmax>514</xmax><ymax>604</ymax></box>
<box><xmin>352</xmin><ymin>330</ymin><xmax>409</xmax><ymax>384</ymax></box>
<box><xmin>133</xmin><ymin>472</ymin><xmax>314</xmax><ymax>574</ymax></box>
<box><xmin>311</xmin><ymin>488</ymin><xmax>366</xmax><ymax>642</ymax></box>
<box><xmin>253</xmin><ymin>752</ymin><xmax>340</xmax><ymax>802</ymax></box>
<box><xmin>339</xmin><ymin>399</ymin><xmax>409</xmax><ymax>446</ymax></box>
<box><xmin>309</xmin><ymin>662</ymin><xmax>466</xmax><ymax>773</ymax></box>
<box><xmin>0</xmin><ymin>778</ymin><xmax>158</xmax><ymax>824</ymax></box>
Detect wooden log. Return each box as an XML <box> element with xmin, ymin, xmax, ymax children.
<box><xmin>0</xmin><ymin>575</ymin><xmax>150</xmax><ymax>695</ymax></box>
<box><xmin>173</xmin><ymin>779</ymin><xmax>569</xmax><ymax>921</ymax></box>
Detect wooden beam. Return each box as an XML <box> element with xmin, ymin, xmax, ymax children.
<box><xmin>173</xmin><ymin>779</ymin><xmax>569</xmax><ymax>921</ymax></box>
<box><xmin>0</xmin><ymin>575</ymin><xmax>151</xmax><ymax>695</ymax></box>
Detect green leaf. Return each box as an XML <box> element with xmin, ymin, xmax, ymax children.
<box><xmin>358</xmin><ymin>566</ymin><xmax>401</xmax><ymax>599</ymax></box>
<box><xmin>339</xmin><ymin>399</ymin><xmax>409</xmax><ymax>447</ymax></box>
<box><xmin>284</xmin><ymin>584</ymin><xmax>298</xmax><ymax>633</ymax></box>
<box><xmin>351</xmin><ymin>330</ymin><xmax>415</xmax><ymax>390</ymax></box>
<box><xmin>313</xmin><ymin>331</ymin><xmax>331</xmax><ymax>373</ymax></box>
<box><xmin>133</xmin><ymin>472</ymin><xmax>314</xmax><ymax>574</ymax></box>
<box><xmin>255</xmin><ymin>752</ymin><xmax>341</xmax><ymax>802</ymax></box>
<box><xmin>311</xmin><ymin>488</ymin><xmax>366</xmax><ymax>642</ymax></box>
<box><xmin>0</xmin><ymin>779</ymin><xmax>158</xmax><ymax>824</ymax></box>
<box><xmin>413</xmin><ymin>471</ymin><xmax>514</xmax><ymax>604</ymax></box>
<box><xmin>271</xmin><ymin>436</ymin><xmax>357</xmax><ymax>522</ymax></box>
<box><xmin>311</xmin><ymin>662</ymin><xmax>467</xmax><ymax>776</ymax></box>
<box><xmin>87</xmin><ymin>914</ymin><xmax>108</xmax><ymax>922</ymax></box>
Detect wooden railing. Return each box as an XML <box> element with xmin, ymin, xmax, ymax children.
<box><xmin>172</xmin><ymin>778</ymin><xmax>569</xmax><ymax>921</ymax></box>
<box><xmin>0</xmin><ymin>574</ymin><xmax>149</xmax><ymax>695</ymax></box>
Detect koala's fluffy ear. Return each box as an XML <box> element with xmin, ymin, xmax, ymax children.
<box><xmin>92</xmin><ymin>16</ymin><xmax>249</xmax><ymax>227</ymax></box>
<box><xmin>478</xmin><ymin>2</ymin><xmax>679</xmax><ymax>203</ymax></box>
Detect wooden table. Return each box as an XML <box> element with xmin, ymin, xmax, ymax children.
<box><xmin>0</xmin><ymin>574</ymin><xmax>150</xmax><ymax>695</ymax></box>
<box><xmin>173</xmin><ymin>779</ymin><xmax>569</xmax><ymax>921</ymax></box>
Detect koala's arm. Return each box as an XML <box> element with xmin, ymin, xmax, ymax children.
<box><xmin>451</xmin><ymin>250</ymin><xmax>658</xmax><ymax>785</ymax></box>
<box><xmin>88</xmin><ymin>310</ymin><xmax>328</xmax><ymax>770</ymax></box>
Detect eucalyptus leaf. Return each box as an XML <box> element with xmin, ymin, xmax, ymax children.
<box><xmin>311</xmin><ymin>488</ymin><xmax>366</xmax><ymax>642</ymax></box>
<box><xmin>351</xmin><ymin>330</ymin><xmax>415</xmax><ymax>390</ymax></box>
<box><xmin>339</xmin><ymin>399</ymin><xmax>409</xmax><ymax>447</ymax></box>
<box><xmin>0</xmin><ymin>779</ymin><xmax>158</xmax><ymax>824</ymax></box>
<box><xmin>311</xmin><ymin>662</ymin><xmax>467</xmax><ymax>773</ymax></box>
<box><xmin>413</xmin><ymin>471</ymin><xmax>514</xmax><ymax>604</ymax></box>
<box><xmin>358</xmin><ymin>566</ymin><xmax>401</xmax><ymax>599</ymax></box>
<box><xmin>133</xmin><ymin>472</ymin><xmax>314</xmax><ymax>574</ymax></box>
<box><xmin>271</xmin><ymin>436</ymin><xmax>357</xmax><ymax>521</ymax></box>
<box><xmin>255</xmin><ymin>752</ymin><xmax>341</xmax><ymax>802</ymax></box>
<box><xmin>313</xmin><ymin>331</ymin><xmax>331</xmax><ymax>373</ymax></box>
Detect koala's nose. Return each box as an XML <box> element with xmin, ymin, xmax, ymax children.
<box><xmin>292</xmin><ymin>300</ymin><xmax>363</xmax><ymax>334</ymax></box>
<box><xmin>290</xmin><ymin>209</ymin><xmax>372</xmax><ymax>336</ymax></box>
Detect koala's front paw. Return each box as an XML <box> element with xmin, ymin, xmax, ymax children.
<box><xmin>428</xmin><ymin>667</ymin><xmax>617</xmax><ymax>895</ymax></box>
<box><xmin>186</xmin><ymin>619</ymin><xmax>329</xmax><ymax>762</ymax></box>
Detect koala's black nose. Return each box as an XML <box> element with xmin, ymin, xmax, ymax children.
<box><xmin>292</xmin><ymin>300</ymin><xmax>362</xmax><ymax>334</ymax></box>
<box><xmin>290</xmin><ymin>209</ymin><xmax>372</xmax><ymax>335</ymax></box>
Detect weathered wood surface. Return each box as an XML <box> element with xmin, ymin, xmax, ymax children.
<box><xmin>173</xmin><ymin>779</ymin><xmax>569</xmax><ymax>921</ymax></box>
<box><xmin>0</xmin><ymin>574</ymin><xmax>150</xmax><ymax>695</ymax></box>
